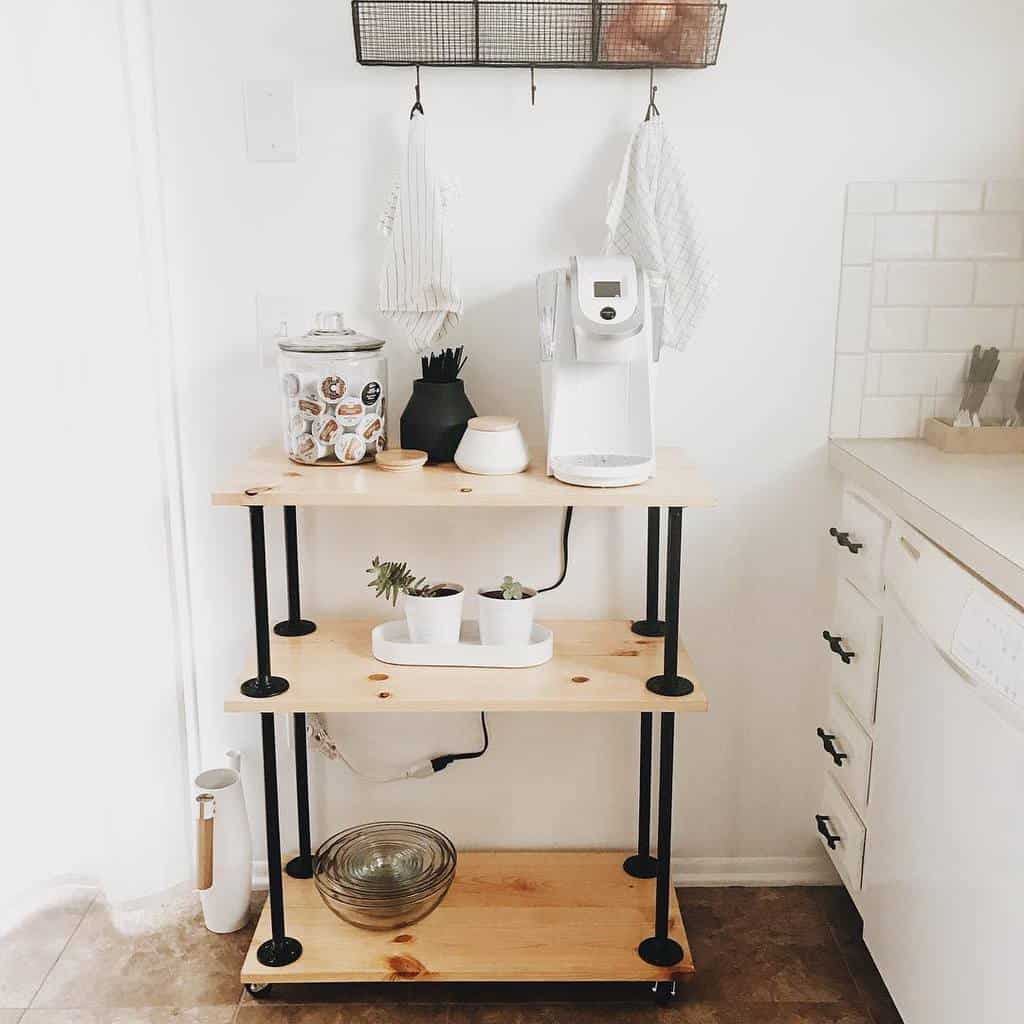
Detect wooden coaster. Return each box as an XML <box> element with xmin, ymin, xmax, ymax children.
<box><xmin>375</xmin><ymin>449</ymin><xmax>428</xmax><ymax>472</ymax></box>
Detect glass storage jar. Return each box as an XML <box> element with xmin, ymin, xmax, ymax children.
<box><xmin>278</xmin><ymin>312</ymin><xmax>388</xmax><ymax>466</ymax></box>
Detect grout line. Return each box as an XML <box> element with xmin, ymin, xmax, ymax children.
<box><xmin>24</xmin><ymin>890</ymin><xmax>99</xmax><ymax>1011</ymax></box>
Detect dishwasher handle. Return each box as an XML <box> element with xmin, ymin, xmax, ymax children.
<box><xmin>823</xmin><ymin>630</ymin><xmax>856</xmax><ymax>664</ymax></box>
<box><xmin>816</xmin><ymin>728</ymin><xmax>849</xmax><ymax>767</ymax></box>
<box><xmin>815</xmin><ymin>814</ymin><xmax>841</xmax><ymax>850</ymax></box>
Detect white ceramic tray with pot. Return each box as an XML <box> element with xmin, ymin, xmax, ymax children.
<box><xmin>371</xmin><ymin>620</ymin><xmax>553</xmax><ymax>668</ymax></box>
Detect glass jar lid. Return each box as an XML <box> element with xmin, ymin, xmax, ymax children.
<box><xmin>277</xmin><ymin>310</ymin><xmax>385</xmax><ymax>353</ymax></box>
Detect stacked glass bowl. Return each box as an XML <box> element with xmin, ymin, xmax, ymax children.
<box><xmin>314</xmin><ymin>822</ymin><xmax>457</xmax><ymax>931</ymax></box>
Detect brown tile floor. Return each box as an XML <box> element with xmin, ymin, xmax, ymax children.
<box><xmin>1</xmin><ymin>885</ymin><xmax>902</xmax><ymax>1024</ymax></box>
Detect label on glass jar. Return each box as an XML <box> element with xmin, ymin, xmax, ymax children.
<box><xmin>297</xmin><ymin>395</ymin><xmax>326</xmax><ymax>421</ymax></box>
<box><xmin>314</xmin><ymin>416</ymin><xmax>341</xmax><ymax>446</ymax></box>
<box><xmin>336</xmin><ymin>398</ymin><xmax>364</xmax><ymax>427</ymax></box>
<box><xmin>357</xmin><ymin>413</ymin><xmax>383</xmax><ymax>443</ymax></box>
<box><xmin>361</xmin><ymin>380</ymin><xmax>382</xmax><ymax>407</ymax></box>
<box><xmin>319</xmin><ymin>375</ymin><xmax>348</xmax><ymax>404</ymax></box>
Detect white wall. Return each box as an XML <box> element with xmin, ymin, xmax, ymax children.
<box><xmin>148</xmin><ymin>0</ymin><xmax>1024</xmax><ymax>878</ymax></box>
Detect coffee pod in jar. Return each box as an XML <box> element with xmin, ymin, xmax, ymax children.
<box><xmin>291</xmin><ymin>434</ymin><xmax>319</xmax><ymax>464</ymax></box>
<box><xmin>281</xmin><ymin>372</ymin><xmax>301</xmax><ymax>398</ymax></box>
<box><xmin>314</xmin><ymin>415</ymin><xmax>341</xmax><ymax>446</ymax></box>
<box><xmin>319</xmin><ymin>375</ymin><xmax>347</xmax><ymax>404</ymax></box>
<box><xmin>335</xmin><ymin>433</ymin><xmax>367</xmax><ymax>464</ymax></box>
<box><xmin>358</xmin><ymin>413</ymin><xmax>383</xmax><ymax>443</ymax></box>
<box><xmin>361</xmin><ymin>380</ymin><xmax>382</xmax><ymax>408</ymax></box>
<box><xmin>336</xmin><ymin>398</ymin><xmax>364</xmax><ymax>427</ymax></box>
<box><xmin>288</xmin><ymin>412</ymin><xmax>306</xmax><ymax>437</ymax></box>
<box><xmin>297</xmin><ymin>394</ymin><xmax>326</xmax><ymax>422</ymax></box>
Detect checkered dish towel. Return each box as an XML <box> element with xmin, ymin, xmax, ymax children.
<box><xmin>604</xmin><ymin>118</ymin><xmax>714</xmax><ymax>353</ymax></box>
<box><xmin>378</xmin><ymin>112</ymin><xmax>463</xmax><ymax>354</ymax></box>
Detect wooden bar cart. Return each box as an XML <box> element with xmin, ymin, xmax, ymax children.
<box><xmin>215</xmin><ymin>446</ymin><xmax>713</xmax><ymax>1004</ymax></box>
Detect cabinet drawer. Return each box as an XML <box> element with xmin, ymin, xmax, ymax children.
<box><xmin>818</xmin><ymin>695</ymin><xmax>873</xmax><ymax>811</ymax></box>
<box><xmin>830</xmin><ymin>489</ymin><xmax>889</xmax><ymax>596</ymax></box>
<box><xmin>816</xmin><ymin>774</ymin><xmax>867</xmax><ymax>892</ymax></box>
<box><xmin>826</xmin><ymin>578</ymin><xmax>883</xmax><ymax>730</ymax></box>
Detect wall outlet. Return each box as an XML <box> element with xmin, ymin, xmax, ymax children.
<box><xmin>243</xmin><ymin>81</ymin><xmax>297</xmax><ymax>163</ymax></box>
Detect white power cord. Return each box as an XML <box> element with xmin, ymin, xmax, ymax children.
<box><xmin>307</xmin><ymin>713</ymin><xmax>435</xmax><ymax>782</ymax></box>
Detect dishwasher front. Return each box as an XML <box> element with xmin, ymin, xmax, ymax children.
<box><xmin>862</xmin><ymin>522</ymin><xmax>1024</xmax><ymax>1024</ymax></box>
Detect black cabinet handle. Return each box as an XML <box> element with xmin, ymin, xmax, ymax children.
<box><xmin>822</xmin><ymin>630</ymin><xmax>855</xmax><ymax>664</ymax></box>
<box><xmin>815</xmin><ymin>814</ymin><xmax>841</xmax><ymax>850</ymax></box>
<box><xmin>816</xmin><ymin>728</ymin><xmax>848</xmax><ymax>767</ymax></box>
<box><xmin>829</xmin><ymin>527</ymin><xmax>863</xmax><ymax>554</ymax></box>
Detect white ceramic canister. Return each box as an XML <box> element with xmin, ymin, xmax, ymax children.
<box><xmin>477</xmin><ymin>586</ymin><xmax>538</xmax><ymax>646</ymax></box>
<box><xmin>278</xmin><ymin>311</ymin><xmax>388</xmax><ymax>465</ymax></box>
<box><xmin>402</xmin><ymin>585</ymin><xmax>465</xmax><ymax>644</ymax></box>
<box><xmin>454</xmin><ymin>417</ymin><xmax>529</xmax><ymax>475</ymax></box>
<box><xmin>194</xmin><ymin>750</ymin><xmax>252</xmax><ymax>933</ymax></box>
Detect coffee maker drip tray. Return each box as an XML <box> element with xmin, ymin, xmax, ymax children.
<box><xmin>550</xmin><ymin>453</ymin><xmax>654</xmax><ymax>488</ymax></box>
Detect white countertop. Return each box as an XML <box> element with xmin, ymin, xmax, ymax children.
<box><xmin>829</xmin><ymin>439</ymin><xmax>1024</xmax><ymax>609</ymax></box>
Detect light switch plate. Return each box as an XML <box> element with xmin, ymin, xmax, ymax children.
<box><xmin>244</xmin><ymin>81</ymin><xmax>297</xmax><ymax>163</ymax></box>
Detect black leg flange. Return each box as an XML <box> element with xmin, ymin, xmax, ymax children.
<box><xmin>638</xmin><ymin>936</ymin><xmax>685</xmax><ymax>967</ymax></box>
<box><xmin>623</xmin><ymin>853</ymin><xmax>659</xmax><ymax>879</ymax></box>
<box><xmin>256</xmin><ymin>936</ymin><xmax>303</xmax><ymax>967</ymax></box>
<box><xmin>646</xmin><ymin>674</ymin><xmax>695</xmax><ymax>697</ymax></box>
<box><xmin>285</xmin><ymin>855</ymin><xmax>314</xmax><ymax>879</ymax></box>
<box><xmin>631</xmin><ymin>619</ymin><xmax>666</xmax><ymax>638</ymax></box>
<box><xmin>273</xmin><ymin>619</ymin><xmax>316</xmax><ymax>637</ymax></box>
<box><xmin>241</xmin><ymin>676</ymin><xmax>290</xmax><ymax>698</ymax></box>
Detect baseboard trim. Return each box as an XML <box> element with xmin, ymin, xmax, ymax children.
<box><xmin>253</xmin><ymin>855</ymin><xmax>839</xmax><ymax>892</ymax></box>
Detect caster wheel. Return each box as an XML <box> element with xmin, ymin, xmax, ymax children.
<box><xmin>652</xmin><ymin>980</ymin><xmax>677</xmax><ymax>1006</ymax></box>
<box><xmin>245</xmin><ymin>983</ymin><xmax>273</xmax><ymax>999</ymax></box>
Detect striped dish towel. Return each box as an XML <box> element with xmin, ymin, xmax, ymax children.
<box><xmin>605</xmin><ymin>118</ymin><xmax>714</xmax><ymax>354</ymax></box>
<box><xmin>378</xmin><ymin>112</ymin><xmax>462</xmax><ymax>354</ymax></box>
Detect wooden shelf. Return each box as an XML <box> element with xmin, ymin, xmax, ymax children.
<box><xmin>212</xmin><ymin>446</ymin><xmax>715</xmax><ymax>509</ymax></box>
<box><xmin>241</xmin><ymin>851</ymin><xmax>694</xmax><ymax>985</ymax></box>
<box><xmin>225</xmin><ymin>619</ymin><xmax>708</xmax><ymax>714</ymax></box>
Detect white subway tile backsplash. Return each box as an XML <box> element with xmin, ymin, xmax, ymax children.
<box><xmin>865</xmin><ymin>353</ymin><xmax>881</xmax><ymax>394</ymax></box>
<box><xmin>869</xmin><ymin>307</ymin><xmax>928</xmax><ymax>350</ymax></box>
<box><xmin>878</xmin><ymin>353</ymin><xmax>936</xmax><ymax>395</ymax></box>
<box><xmin>843</xmin><ymin>214</ymin><xmax>875</xmax><ymax>265</ymax></box>
<box><xmin>934</xmin><ymin>394</ymin><xmax>962</xmax><ymax>421</ymax></box>
<box><xmin>830</xmin><ymin>355</ymin><xmax>865</xmax><ymax>438</ymax></box>
<box><xmin>847</xmin><ymin>182</ymin><xmax>895</xmax><ymax>214</ymax></box>
<box><xmin>996</xmin><ymin>351</ymin><xmax>1024</xmax><ymax>384</ymax></box>
<box><xmin>885</xmin><ymin>261</ymin><xmax>974</xmax><ymax>306</ymax></box>
<box><xmin>874</xmin><ymin>215</ymin><xmax>935</xmax><ymax>259</ymax></box>
<box><xmin>927</xmin><ymin>307</ymin><xmax>1014</xmax><ymax>350</ymax></box>
<box><xmin>936</xmin><ymin>214</ymin><xmax>1023</xmax><ymax>259</ymax></box>
<box><xmin>985</xmin><ymin>181</ymin><xmax>1024</xmax><ymax>212</ymax></box>
<box><xmin>918</xmin><ymin>396</ymin><xmax>936</xmax><ymax>434</ymax></box>
<box><xmin>1015</xmin><ymin>310</ymin><xmax>1024</xmax><ymax>349</ymax></box>
<box><xmin>896</xmin><ymin>181</ymin><xmax>983</xmax><ymax>212</ymax></box>
<box><xmin>860</xmin><ymin>396</ymin><xmax>922</xmax><ymax>438</ymax></box>
<box><xmin>836</xmin><ymin>267</ymin><xmax>871</xmax><ymax>352</ymax></box>
<box><xmin>872</xmin><ymin>264</ymin><xmax>888</xmax><ymax>304</ymax></box>
<box><xmin>974</xmin><ymin>262</ymin><xmax>1024</xmax><ymax>305</ymax></box>
<box><xmin>933</xmin><ymin>352</ymin><xmax>970</xmax><ymax>395</ymax></box>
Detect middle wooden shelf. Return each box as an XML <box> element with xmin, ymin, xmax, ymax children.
<box><xmin>226</xmin><ymin>619</ymin><xmax>708</xmax><ymax>714</ymax></box>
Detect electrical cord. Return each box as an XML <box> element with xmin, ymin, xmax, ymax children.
<box><xmin>538</xmin><ymin>506</ymin><xmax>573</xmax><ymax>593</ymax></box>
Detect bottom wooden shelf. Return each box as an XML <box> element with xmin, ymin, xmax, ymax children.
<box><xmin>242</xmin><ymin>851</ymin><xmax>694</xmax><ymax>985</ymax></box>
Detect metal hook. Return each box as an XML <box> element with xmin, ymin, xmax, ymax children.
<box><xmin>644</xmin><ymin>67</ymin><xmax>660</xmax><ymax>122</ymax></box>
<box><xmin>530</xmin><ymin>67</ymin><xmax>536</xmax><ymax>107</ymax></box>
<box><xmin>410</xmin><ymin>65</ymin><xmax>424</xmax><ymax>119</ymax></box>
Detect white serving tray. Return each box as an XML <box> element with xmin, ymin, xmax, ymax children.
<box><xmin>371</xmin><ymin>620</ymin><xmax>553</xmax><ymax>668</ymax></box>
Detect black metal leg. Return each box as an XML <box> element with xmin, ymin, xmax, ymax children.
<box><xmin>241</xmin><ymin>507</ymin><xmax>289</xmax><ymax>699</ymax></box>
<box><xmin>646</xmin><ymin>507</ymin><xmax>694</xmax><ymax>698</ymax></box>
<box><xmin>285</xmin><ymin>713</ymin><xmax>314</xmax><ymax>879</ymax></box>
<box><xmin>256</xmin><ymin>712</ymin><xmax>303</xmax><ymax>967</ymax></box>
<box><xmin>623</xmin><ymin>712</ymin><xmax>658</xmax><ymax>879</ymax></box>
<box><xmin>632</xmin><ymin>507</ymin><xmax>666</xmax><ymax>638</ymax></box>
<box><xmin>638</xmin><ymin>711</ymin><xmax>684</xmax><ymax>967</ymax></box>
<box><xmin>274</xmin><ymin>506</ymin><xmax>316</xmax><ymax>637</ymax></box>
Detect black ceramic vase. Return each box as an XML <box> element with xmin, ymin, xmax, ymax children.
<box><xmin>400</xmin><ymin>379</ymin><xmax>477</xmax><ymax>463</ymax></box>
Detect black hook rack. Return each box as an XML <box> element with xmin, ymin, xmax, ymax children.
<box><xmin>410</xmin><ymin>65</ymin><xmax>424</xmax><ymax>118</ymax></box>
<box><xmin>644</xmin><ymin>68</ymin><xmax>659</xmax><ymax>121</ymax></box>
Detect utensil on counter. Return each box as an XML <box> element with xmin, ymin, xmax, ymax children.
<box><xmin>314</xmin><ymin>822</ymin><xmax>457</xmax><ymax>931</ymax></box>
<box><xmin>400</xmin><ymin>346</ymin><xmax>477</xmax><ymax>463</ymax></box>
<box><xmin>955</xmin><ymin>345</ymin><xmax>1000</xmax><ymax>427</ymax></box>
<box><xmin>454</xmin><ymin>416</ymin><xmax>529</xmax><ymax>475</ymax></box>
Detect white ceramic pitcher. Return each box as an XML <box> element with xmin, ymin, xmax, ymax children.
<box><xmin>194</xmin><ymin>750</ymin><xmax>252</xmax><ymax>933</ymax></box>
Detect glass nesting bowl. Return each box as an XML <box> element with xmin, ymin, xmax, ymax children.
<box><xmin>314</xmin><ymin>822</ymin><xmax>457</xmax><ymax>931</ymax></box>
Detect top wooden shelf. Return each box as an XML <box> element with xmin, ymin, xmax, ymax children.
<box><xmin>212</xmin><ymin>447</ymin><xmax>715</xmax><ymax>509</ymax></box>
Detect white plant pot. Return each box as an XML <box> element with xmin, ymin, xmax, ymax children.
<box><xmin>477</xmin><ymin>587</ymin><xmax>537</xmax><ymax>646</ymax></box>
<box><xmin>194</xmin><ymin>751</ymin><xmax>252</xmax><ymax>934</ymax></box>
<box><xmin>402</xmin><ymin>585</ymin><xmax>465</xmax><ymax>644</ymax></box>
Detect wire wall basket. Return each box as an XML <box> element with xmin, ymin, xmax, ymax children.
<box><xmin>352</xmin><ymin>2</ymin><xmax>727</xmax><ymax>69</ymax></box>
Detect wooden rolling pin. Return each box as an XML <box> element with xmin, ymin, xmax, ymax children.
<box><xmin>195</xmin><ymin>793</ymin><xmax>215</xmax><ymax>891</ymax></box>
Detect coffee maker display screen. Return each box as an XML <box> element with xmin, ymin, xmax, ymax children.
<box><xmin>593</xmin><ymin>281</ymin><xmax>621</xmax><ymax>298</ymax></box>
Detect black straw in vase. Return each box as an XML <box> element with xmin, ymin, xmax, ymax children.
<box><xmin>420</xmin><ymin>346</ymin><xmax>467</xmax><ymax>383</ymax></box>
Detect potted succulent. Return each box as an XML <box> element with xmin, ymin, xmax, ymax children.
<box><xmin>477</xmin><ymin>576</ymin><xmax>538</xmax><ymax>646</ymax></box>
<box><xmin>367</xmin><ymin>557</ymin><xmax>464</xmax><ymax>644</ymax></box>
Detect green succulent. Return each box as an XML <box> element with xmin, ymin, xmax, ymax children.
<box><xmin>500</xmin><ymin>576</ymin><xmax>525</xmax><ymax>600</ymax></box>
<box><xmin>366</xmin><ymin>557</ymin><xmax>443</xmax><ymax>604</ymax></box>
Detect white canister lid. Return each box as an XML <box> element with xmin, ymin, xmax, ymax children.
<box><xmin>467</xmin><ymin>416</ymin><xmax>519</xmax><ymax>433</ymax></box>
